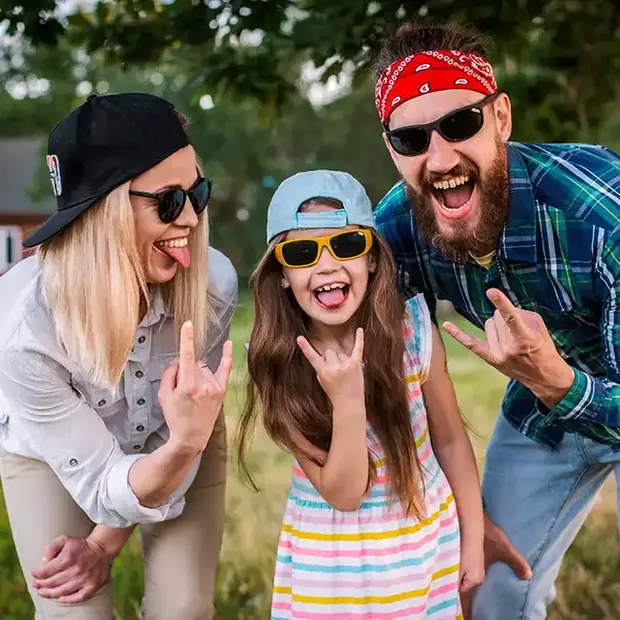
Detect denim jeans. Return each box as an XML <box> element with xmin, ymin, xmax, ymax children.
<box><xmin>472</xmin><ymin>415</ymin><xmax>620</xmax><ymax>620</ymax></box>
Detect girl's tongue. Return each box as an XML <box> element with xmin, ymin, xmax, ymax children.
<box><xmin>316</xmin><ymin>288</ymin><xmax>346</xmax><ymax>308</ymax></box>
<box><xmin>441</xmin><ymin>181</ymin><xmax>475</xmax><ymax>209</ymax></box>
<box><xmin>157</xmin><ymin>244</ymin><xmax>191</xmax><ymax>268</ymax></box>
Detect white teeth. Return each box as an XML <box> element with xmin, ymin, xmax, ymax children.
<box><xmin>316</xmin><ymin>283</ymin><xmax>346</xmax><ymax>293</ymax></box>
<box><xmin>433</xmin><ymin>175</ymin><xmax>470</xmax><ymax>191</ymax></box>
<box><xmin>156</xmin><ymin>237</ymin><xmax>188</xmax><ymax>248</ymax></box>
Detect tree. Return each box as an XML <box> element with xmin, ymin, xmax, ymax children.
<box><xmin>1</xmin><ymin>0</ymin><xmax>619</xmax><ymax>145</ymax></box>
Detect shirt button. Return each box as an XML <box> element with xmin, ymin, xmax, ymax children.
<box><xmin>69</xmin><ymin>458</ymin><xmax>78</xmax><ymax>466</ymax></box>
<box><xmin>136</xmin><ymin>425</ymin><xmax>145</xmax><ymax>432</ymax></box>
<box><xmin>135</xmin><ymin>370</ymin><xmax>144</xmax><ymax>378</ymax></box>
<box><xmin>133</xmin><ymin>445</ymin><xmax>141</xmax><ymax>451</ymax></box>
<box><xmin>98</xmin><ymin>399</ymin><xmax>106</xmax><ymax>407</ymax></box>
<box><xmin>138</xmin><ymin>336</ymin><xmax>146</xmax><ymax>344</ymax></box>
<box><xmin>137</xmin><ymin>398</ymin><xmax>145</xmax><ymax>406</ymax></box>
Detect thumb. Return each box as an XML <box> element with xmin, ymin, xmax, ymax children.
<box><xmin>42</xmin><ymin>535</ymin><xmax>69</xmax><ymax>564</ymax></box>
<box><xmin>502</xmin><ymin>546</ymin><xmax>533</xmax><ymax>580</ymax></box>
<box><xmin>158</xmin><ymin>358</ymin><xmax>180</xmax><ymax>400</ymax></box>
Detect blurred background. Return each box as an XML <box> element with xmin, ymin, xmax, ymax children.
<box><xmin>0</xmin><ymin>1</ymin><xmax>619</xmax><ymax>618</ymax></box>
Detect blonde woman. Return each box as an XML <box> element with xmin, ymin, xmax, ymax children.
<box><xmin>0</xmin><ymin>93</ymin><xmax>237</xmax><ymax>619</ymax></box>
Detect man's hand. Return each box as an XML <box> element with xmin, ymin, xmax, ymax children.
<box><xmin>483</xmin><ymin>512</ymin><xmax>532</xmax><ymax>580</ymax></box>
<box><xmin>443</xmin><ymin>288</ymin><xmax>574</xmax><ymax>408</ymax></box>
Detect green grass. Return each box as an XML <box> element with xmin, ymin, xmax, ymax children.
<box><xmin>0</xmin><ymin>297</ymin><xmax>618</xmax><ymax>618</ymax></box>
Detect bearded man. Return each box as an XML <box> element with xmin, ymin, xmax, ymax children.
<box><xmin>374</xmin><ymin>22</ymin><xmax>620</xmax><ymax>620</ymax></box>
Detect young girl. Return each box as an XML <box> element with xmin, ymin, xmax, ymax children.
<box><xmin>237</xmin><ymin>170</ymin><xmax>484</xmax><ymax>619</ymax></box>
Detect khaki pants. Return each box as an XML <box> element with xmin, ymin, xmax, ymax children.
<box><xmin>0</xmin><ymin>414</ymin><xmax>227</xmax><ymax>620</ymax></box>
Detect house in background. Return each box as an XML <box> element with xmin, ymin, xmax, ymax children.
<box><xmin>0</xmin><ymin>138</ymin><xmax>55</xmax><ymax>275</ymax></box>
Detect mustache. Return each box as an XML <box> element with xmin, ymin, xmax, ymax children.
<box><xmin>420</xmin><ymin>162</ymin><xmax>480</xmax><ymax>191</ymax></box>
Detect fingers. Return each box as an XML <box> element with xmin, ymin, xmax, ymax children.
<box><xmin>484</xmin><ymin>317</ymin><xmax>501</xmax><ymax>363</ymax></box>
<box><xmin>213</xmin><ymin>340</ymin><xmax>233</xmax><ymax>388</ymax></box>
<box><xmin>178</xmin><ymin>321</ymin><xmax>196</xmax><ymax>389</ymax></box>
<box><xmin>36</xmin><ymin>535</ymin><xmax>67</xmax><ymax>573</ymax></box>
<box><xmin>499</xmin><ymin>543</ymin><xmax>533</xmax><ymax>580</ymax></box>
<box><xmin>59</xmin><ymin>584</ymin><xmax>97</xmax><ymax>604</ymax></box>
<box><xmin>351</xmin><ymin>328</ymin><xmax>364</xmax><ymax>364</ymax></box>
<box><xmin>158</xmin><ymin>358</ymin><xmax>180</xmax><ymax>401</ymax></box>
<box><xmin>37</xmin><ymin>577</ymin><xmax>81</xmax><ymax>599</ymax></box>
<box><xmin>443</xmin><ymin>322</ymin><xmax>491</xmax><ymax>362</ymax></box>
<box><xmin>33</xmin><ymin>568</ymin><xmax>74</xmax><ymax>591</ymax></box>
<box><xmin>486</xmin><ymin>289</ymin><xmax>530</xmax><ymax>338</ymax></box>
<box><xmin>296</xmin><ymin>336</ymin><xmax>323</xmax><ymax>370</ymax></box>
<box><xmin>460</xmin><ymin>572</ymin><xmax>484</xmax><ymax>594</ymax></box>
<box><xmin>32</xmin><ymin>546</ymin><xmax>70</xmax><ymax>580</ymax></box>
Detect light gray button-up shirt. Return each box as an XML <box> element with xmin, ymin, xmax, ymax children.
<box><xmin>0</xmin><ymin>249</ymin><xmax>237</xmax><ymax>527</ymax></box>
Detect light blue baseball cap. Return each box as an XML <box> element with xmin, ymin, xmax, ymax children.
<box><xmin>266</xmin><ymin>170</ymin><xmax>376</xmax><ymax>243</ymax></box>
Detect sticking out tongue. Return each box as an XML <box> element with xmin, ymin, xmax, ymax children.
<box><xmin>316</xmin><ymin>288</ymin><xmax>346</xmax><ymax>308</ymax></box>
<box><xmin>442</xmin><ymin>181</ymin><xmax>475</xmax><ymax>209</ymax></box>
<box><xmin>157</xmin><ymin>245</ymin><xmax>191</xmax><ymax>269</ymax></box>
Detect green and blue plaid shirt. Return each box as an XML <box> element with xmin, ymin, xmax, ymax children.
<box><xmin>376</xmin><ymin>142</ymin><xmax>620</xmax><ymax>449</ymax></box>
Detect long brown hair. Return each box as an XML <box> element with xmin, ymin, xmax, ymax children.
<box><xmin>237</xmin><ymin>221</ymin><xmax>425</xmax><ymax>517</ymax></box>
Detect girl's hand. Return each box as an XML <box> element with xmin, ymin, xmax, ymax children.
<box><xmin>296</xmin><ymin>328</ymin><xmax>365</xmax><ymax>407</ymax></box>
<box><xmin>31</xmin><ymin>536</ymin><xmax>111</xmax><ymax>604</ymax></box>
<box><xmin>159</xmin><ymin>321</ymin><xmax>233</xmax><ymax>452</ymax></box>
<box><xmin>459</xmin><ymin>537</ymin><xmax>486</xmax><ymax>619</ymax></box>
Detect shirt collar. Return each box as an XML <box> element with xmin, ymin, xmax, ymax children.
<box><xmin>139</xmin><ymin>286</ymin><xmax>172</xmax><ymax>328</ymax></box>
<box><xmin>498</xmin><ymin>143</ymin><xmax>538</xmax><ymax>264</ymax></box>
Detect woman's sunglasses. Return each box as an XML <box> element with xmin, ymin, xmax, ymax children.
<box><xmin>384</xmin><ymin>93</ymin><xmax>499</xmax><ymax>157</ymax></box>
<box><xmin>129</xmin><ymin>177</ymin><xmax>212</xmax><ymax>224</ymax></box>
<box><xmin>274</xmin><ymin>229</ymin><xmax>373</xmax><ymax>269</ymax></box>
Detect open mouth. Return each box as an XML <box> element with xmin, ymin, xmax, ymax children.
<box><xmin>431</xmin><ymin>175</ymin><xmax>476</xmax><ymax>219</ymax></box>
<box><xmin>313</xmin><ymin>282</ymin><xmax>350</xmax><ymax>309</ymax></box>
<box><xmin>154</xmin><ymin>237</ymin><xmax>190</xmax><ymax>268</ymax></box>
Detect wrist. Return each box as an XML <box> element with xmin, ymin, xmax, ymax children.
<box><xmin>86</xmin><ymin>533</ymin><xmax>117</xmax><ymax>562</ymax></box>
<box><xmin>529</xmin><ymin>360</ymin><xmax>575</xmax><ymax>409</ymax></box>
<box><xmin>330</xmin><ymin>394</ymin><xmax>366</xmax><ymax>412</ymax></box>
<box><xmin>166</xmin><ymin>434</ymin><xmax>206</xmax><ymax>458</ymax></box>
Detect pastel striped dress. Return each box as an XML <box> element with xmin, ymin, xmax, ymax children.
<box><xmin>271</xmin><ymin>294</ymin><xmax>462</xmax><ymax>619</ymax></box>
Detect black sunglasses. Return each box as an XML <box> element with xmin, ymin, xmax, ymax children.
<box><xmin>129</xmin><ymin>177</ymin><xmax>212</xmax><ymax>223</ymax></box>
<box><xmin>384</xmin><ymin>93</ymin><xmax>500</xmax><ymax>157</ymax></box>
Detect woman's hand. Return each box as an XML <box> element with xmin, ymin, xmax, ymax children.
<box><xmin>296</xmin><ymin>328</ymin><xmax>365</xmax><ymax>408</ymax></box>
<box><xmin>160</xmin><ymin>321</ymin><xmax>233</xmax><ymax>452</ymax></box>
<box><xmin>31</xmin><ymin>536</ymin><xmax>111</xmax><ymax>604</ymax></box>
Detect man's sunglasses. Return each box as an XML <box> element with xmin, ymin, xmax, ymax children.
<box><xmin>274</xmin><ymin>229</ymin><xmax>373</xmax><ymax>269</ymax></box>
<box><xmin>384</xmin><ymin>93</ymin><xmax>499</xmax><ymax>157</ymax></box>
<box><xmin>129</xmin><ymin>177</ymin><xmax>212</xmax><ymax>224</ymax></box>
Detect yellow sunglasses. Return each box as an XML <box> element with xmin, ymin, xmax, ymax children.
<box><xmin>274</xmin><ymin>228</ymin><xmax>373</xmax><ymax>268</ymax></box>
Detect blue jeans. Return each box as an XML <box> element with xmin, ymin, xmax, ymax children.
<box><xmin>472</xmin><ymin>415</ymin><xmax>620</xmax><ymax>619</ymax></box>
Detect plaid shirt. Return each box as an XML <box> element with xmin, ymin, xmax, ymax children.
<box><xmin>376</xmin><ymin>142</ymin><xmax>620</xmax><ymax>449</ymax></box>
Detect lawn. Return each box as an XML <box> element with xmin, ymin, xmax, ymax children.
<box><xmin>0</xmin><ymin>295</ymin><xmax>618</xmax><ymax>619</ymax></box>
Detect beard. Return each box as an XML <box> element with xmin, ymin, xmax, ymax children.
<box><xmin>406</xmin><ymin>141</ymin><xmax>509</xmax><ymax>263</ymax></box>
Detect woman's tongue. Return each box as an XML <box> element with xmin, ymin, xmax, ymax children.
<box><xmin>316</xmin><ymin>288</ymin><xmax>346</xmax><ymax>308</ymax></box>
<box><xmin>157</xmin><ymin>244</ymin><xmax>191</xmax><ymax>269</ymax></box>
<box><xmin>441</xmin><ymin>182</ymin><xmax>474</xmax><ymax>209</ymax></box>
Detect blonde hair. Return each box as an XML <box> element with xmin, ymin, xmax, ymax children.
<box><xmin>36</xmin><ymin>181</ymin><xmax>212</xmax><ymax>389</ymax></box>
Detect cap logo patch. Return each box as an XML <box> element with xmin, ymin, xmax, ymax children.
<box><xmin>46</xmin><ymin>154</ymin><xmax>62</xmax><ymax>197</ymax></box>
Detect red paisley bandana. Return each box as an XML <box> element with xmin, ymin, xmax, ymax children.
<box><xmin>375</xmin><ymin>50</ymin><xmax>497</xmax><ymax>125</ymax></box>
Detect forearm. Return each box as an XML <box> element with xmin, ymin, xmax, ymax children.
<box><xmin>320</xmin><ymin>399</ymin><xmax>369</xmax><ymax>510</ymax></box>
<box><xmin>128</xmin><ymin>439</ymin><xmax>201</xmax><ymax>508</ymax></box>
<box><xmin>88</xmin><ymin>524</ymin><xmax>135</xmax><ymax>559</ymax></box>
<box><xmin>434</xmin><ymin>436</ymin><xmax>484</xmax><ymax>545</ymax></box>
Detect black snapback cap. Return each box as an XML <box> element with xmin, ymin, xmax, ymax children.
<box><xmin>23</xmin><ymin>92</ymin><xmax>190</xmax><ymax>248</ymax></box>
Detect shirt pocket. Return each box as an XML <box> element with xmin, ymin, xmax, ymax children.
<box><xmin>148</xmin><ymin>354</ymin><xmax>178</xmax><ymax>414</ymax></box>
